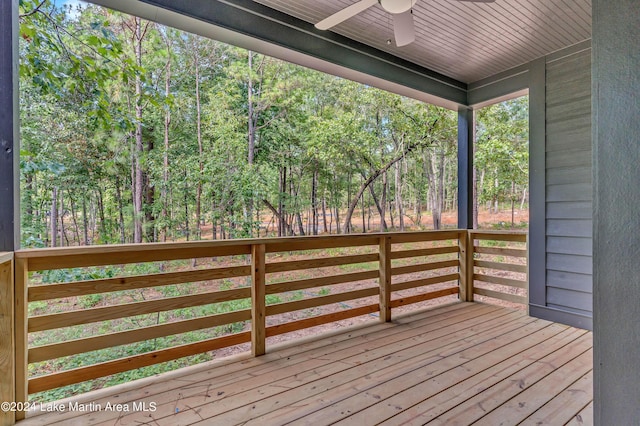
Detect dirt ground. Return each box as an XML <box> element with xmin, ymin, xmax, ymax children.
<box><xmin>199</xmin><ymin>207</ymin><xmax>529</xmax><ymax>239</ymax></box>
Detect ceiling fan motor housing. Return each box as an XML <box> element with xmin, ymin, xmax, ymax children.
<box><xmin>378</xmin><ymin>0</ymin><xmax>417</xmax><ymax>14</ymax></box>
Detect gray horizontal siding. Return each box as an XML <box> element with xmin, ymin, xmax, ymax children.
<box><xmin>547</xmin><ymin>253</ymin><xmax>593</xmax><ymax>275</ymax></box>
<box><xmin>546</xmin><ymin>166</ymin><xmax>591</xmax><ymax>185</ymax></box>
<box><xmin>547</xmin><ymin>303</ymin><xmax>592</xmax><ymax>318</ymax></box>
<box><xmin>543</xmin><ymin>48</ymin><xmax>593</xmax><ymax>326</ymax></box>
<box><xmin>547</xmin><ymin>219</ymin><xmax>592</xmax><ymax>237</ymax></box>
<box><xmin>546</xmin><ymin>149</ymin><xmax>591</xmax><ymax>169</ymax></box>
<box><xmin>547</xmin><ymin>270</ymin><xmax>593</xmax><ymax>293</ymax></box>
<box><xmin>546</xmin><ymin>183</ymin><xmax>592</xmax><ymax>202</ymax></box>
<box><xmin>547</xmin><ymin>236</ymin><xmax>592</xmax><ymax>256</ymax></box>
<box><xmin>547</xmin><ymin>287</ymin><xmax>592</xmax><ymax>312</ymax></box>
<box><xmin>547</xmin><ymin>201</ymin><xmax>592</xmax><ymax>219</ymax></box>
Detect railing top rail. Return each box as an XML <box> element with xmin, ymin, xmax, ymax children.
<box><xmin>0</xmin><ymin>251</ymin><xmax>13</xmax><ymax>264</ymax></box>
<box><xmin>469</xmin><ymin>230</ymin><xmax>528</xmax><ymax>235</ymax></box>
<box><xmin>14</xmin><ymin>230</ymin><xmax>466</xmax><ymax>271</ymax></box>
<box><xmin>469</xmin><ymin>230</ymin><xmax>528</xmax><ymax>236</ymax></box>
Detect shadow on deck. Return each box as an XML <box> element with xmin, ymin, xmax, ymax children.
<box><xmin>19</xmin><ymin>302</ymin><xmax>593</xmax><ymax>425</ymax></box>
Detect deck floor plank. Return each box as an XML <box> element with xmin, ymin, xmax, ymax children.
<box><xmin>337</xmin><ymin>323</ymin><xmax>573</xmax><ymax>426</ymax></box>
<box><xmin>379</xmin><ymin>327</ymin><xmax>588</xmax><ymax>425</ymax></box>
<box><xmin>119</xmin><ymin>307</ymin><xmax>523</xmax><ymax>425</ymax></box>
<box><xmin>520</xmin><ymin>371</ymin><xmax>593</xmax><ymax>426</ymax></box>
<box><xmin>195</xmin><ymin>311</ymin><xmax>537</xmax><ymax>425</ymax></box>
<box><xmin>18</xmin><ymin>303</ymin><xmax>593</xmax><ymax>426</ymax></box>
<box><xmin>294</xmin><ymin>319</ymin><xmax>552</xmax><ymax>426</ymax></box>
<box><xmin>92</xmin><ymin>304</ymin><xmax>506</xmax><ymax>425</ymax></box>
<box><xmin>566</xmin><ymin>400</ymin><xmax>594</xmax><ymax>426</ymax></box>
<box><xmin>22</xmin><ymin>302</ymin><xmax>482</xmax><ymax>425</ymax></box>
<box><xmin>427</xmin><ymin>334</ymin><xmax>593</xmax><ymax>425</ymax></box>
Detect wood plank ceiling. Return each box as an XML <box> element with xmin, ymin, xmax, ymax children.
<box><xmin>253</xmin><ymin>0</ymin><xmax>592</xmax><ymax>84</ymax></box>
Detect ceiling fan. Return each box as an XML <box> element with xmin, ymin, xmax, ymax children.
<box><xmin>315</xmin><ymin>0</ymin><xmax>495</xmax><ymax>47</ymax></box>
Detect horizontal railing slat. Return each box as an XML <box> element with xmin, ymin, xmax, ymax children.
<box><xmin>474</xmin><ymin>246</ymin><xmax>527</xmax><ymax>258</ymax></box>
<box><xmin>265</xmin><ymin>253</ymin><xmax>378</xmax><ymax>273</ymax></box>
<box><xmin>474</xmin><ymin>274</ymin><xmax>528</xmax><ymax>289</ymax></box>
<box><xmin>391</xmin><ymin>259</ymin><xmax>459</xmax><ymax>276</ymax></box>
<box><xmin>28</xmin><ymin>288</ymin><xmax>251</xmax><ymax>332</ymax></box>
<box><xmin>470</xmin><ymin>231</ymin><xmax>527</xmax><ymax>242</ymax></box>
<box><xmin>28</xmin><ymin>310</ymin><xmax>251</xmax><ymax>363</ymax></box>
<box><xmin>27</xmin><ymin>332</ymin><xmax>251</xmax><ymax>394</ymax></box>
<box><xmin>265</xmin><ymin>287</ymin><xmax>379</xmax><ymax>316</ymax></box>
<box><xmin>474</xmin><ymin>260</ymin><xmax>527</xmax><ymax>274</ymax></box>
<box><xmin>18</xmin><ymin>243</ymin><xmax>252</xmax><ymax>271</ymax></box>
<box><xmin>390</xmin><ymin>231</ymin><xmax>460</xmax><ymax>244</ymax></box>
<box><xmin>390</xmin><ymin>287</ymin><xmax>459</xmax><ymax>308</ymax></box>
<box><xmin>265</xmin><ymin>235</ymin><xmax>379</xmax><ymax>253</ymax></box>
<box><xmin>390</xmin><ymin>246</ymin><xmax>459</xmax><ymax>260</ymax></box>
<box><xmin>28</xmin><ymin>265</ymin><xmax>251</xmax><ymax>302</ymax></box>
<box><xmin>391</xmin><ymin>273</ymin><xmax>460</xmax><ymax>292</ymax></box>
<box><xmin>473</xmin><ymin>287</ymin><xmax>527</xmax><ymax>304</ymax></box>
<box><xmin>266</xmin><ymin>304</ymin><xmax>379</xmax><ymax>337</ymax></box>
<box><xmin>266</xmin><ymin>270</ymin><xmax>379</xmax><ymax>295</ymax></box>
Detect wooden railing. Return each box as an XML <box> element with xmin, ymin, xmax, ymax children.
<box><xmin>465</xmin><ymin>231</ymin><xmax>528</xmax><ymax>305</ymax></box>
<box><xmin>2</xmin><ymin>229</ymin><xmax>529</xmax><ymax>420</ymax></box>
<box><xmin>12</xmin><ymin>230</ymin><xmax>471</xmax><ymax>416</ymax></box>
<box><xmin>0</xmin><ymin>252</ymin><xmax>15</xmax><ymax>426</ymax></box>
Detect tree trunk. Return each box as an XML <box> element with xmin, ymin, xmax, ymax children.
<box><xmin>360</xmin><ymin>176</ymin><xmax>366</xmax><ymax>232</ymax></box>
<box><xmin>278</xmin><ymin>167</ymin><xmax>285</xmax><ymax>237</ymax></box>
<box><xmin>342</xmin><ymin>148</ymin><xmax>413</xmax><ymax>234</ymax></box>
<box><xmin>184</xmin><ymin>168</ymin><xmax>189</xmax><ymax>240</ymax></box>
<box><xmin>195</xmin><ymin>43</ymin><xmax>203</xmax><ymax>240</ymax></box>
<box><xmin>373</xmin><ymin>177</ymin><xmax>387</xmax><ymax>232</ymax></box>
<box><xmin>322</xmin><ymin>197</ymin><xmax>328</xmax><ymax>234</ymax></box>
<box><xmin>311</xmin><ymin>168</ymin><xmax>318</xmax><ymax>235</ymax></box>
<box><xmin>262</xmin><ymin>199</ymin><xmax>293</xmax><ymax>236</ymax></box>
<box><xmin>69</xmin><ymin>190</ymin><xmax>81</xmax><ymax>244</ymax></box>
<box><xmin>50</xmin><ymin>187</ymin><xmax>58</xmax><ymax>248</ymax></box>
<box><xmin>395</xmin><ymin>162</ymin><xmax>405</xmax><ymax>231</ymax></box>
<box><xmin>82</xmin><ymin>193</ymin><xmax>89</xmax><ymax>245</ymax></box>
<box><xmin>115</xmin><ymin>176</ymin><xmax>126</xmax><ymax>244</ymax></box>
<box><xmin>511</xmin><ymin>180</ymin><xmax>516</xmax><ymax>227</ymax></box>
<box><xmin>59</xmin><ymin>190</ymin><xmax>65</xmax><ymax>247</ymax></box>
<box><xmin>133</xmin><ymin>17</ymin><xmax>144</xmax><ymax>244</ymax></box>
<box><xmin>472</xmin><ymin>163</ymin><xmax>478</xmax><ymax>229</ymax></box>
<box><xmin>161</xmin><ymin>33</ymin><xmax>172</xmax><ymax>243</ymax></box>
<box><xmin>145</xmin><ymin>139</ymin><xmax>155</xmax><ymax>242</ymax></box>
<box><xmin>521</xmin><ymin>187</ymin><xmax>527</xmax><ymax>210</ymax></box>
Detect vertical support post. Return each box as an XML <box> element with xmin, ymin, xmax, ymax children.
<box><xmin>14</xmin><ymin>257</ymin><xmax>27</xmax><ymax>421</ymax></box>
<box><xmin>528</xmin><ymin>57</ymin><xmax>547</xmax><ymax>311</ymax></box>
<box><xmin>0</xmin><ymin>254</ymin><xmax>14</xmax><ymax>425</ymax></box>
<box><xmin>457</xmin><ymin>106</ymin><xmax>474</xmax><ymax>230</ymax></box>
<box><xmin>593</xmin><ymin>2</ymin><xmax>640</xmax><ymax>422</ymax></box>
<box><xmin>0</xmin><ymin>0</ymin><xmax>20</xmax><ymax>252</ymax></box>
<box><xmin>251</xmin><ymin>244</ymin><xmax>266</xmax><ymax>356</ymax></box>
<box><xmin>458</xmin><ymin>231</ymin><xmax>474</xmax><ymax>302</ymax></box>
<box><xmin>378</xmin><ymin>236</ymin><xmax>391</xmax><ymax>322</ymax></box>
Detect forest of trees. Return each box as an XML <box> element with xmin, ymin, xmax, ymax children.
<box><xmin>18</xmin><ymin>0</ymin><xmax>529</xmax><ymax>248</ymax></box>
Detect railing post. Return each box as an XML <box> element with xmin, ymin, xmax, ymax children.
<box><xmin>379</xmin><ymin>236</ymin><xmax>392</xmax><ymax>322</ymax></box>
<box><xmin>459</xmin><ymin>231</ymin><xmax>474</xmax><ymax>302</ymax></box>
<box><xmin>14</xmin><ymin>257</ymin><xmax>28</xmax><ymax>421</ymax></box>
<box><xmin>0</xmin><ymin>255</ymin><xmax>15</xmax><ymax>425</ymax></box>
<box><xmin>251</xmin><ymin>244</ymin><xmax>266</xmax><ymax>356</ymax></box>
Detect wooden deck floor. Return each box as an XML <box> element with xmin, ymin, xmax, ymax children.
<box><xmin>19</xmin><ymin>302</ymin><xmax>593</xmax><ymax>426</ymax></box>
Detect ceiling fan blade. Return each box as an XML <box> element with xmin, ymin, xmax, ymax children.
<box><xmin>393</xmin><ymin>10</ymin><xmax>415</xmax><ymax>47</ymax></box>
<box><xmin>315</xmin><ymin>0</ymin><xmax>378</xmax><ymax>30</ymax></box>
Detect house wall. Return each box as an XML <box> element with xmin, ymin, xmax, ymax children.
<box><xmin>542</xmin><ymin>48</ymin><xmax>593</xmax><ymax>327</ymax></box>
<box><xmin>470</xmin><ymin>42</ymin><xmax>593</xmax><ymax>330</ymax></box>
